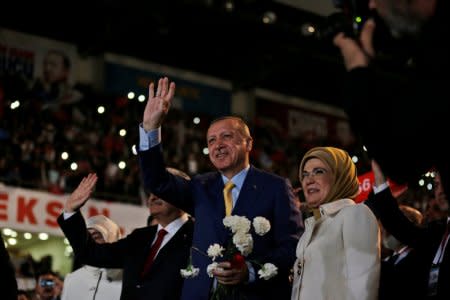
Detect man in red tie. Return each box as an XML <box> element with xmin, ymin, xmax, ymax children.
<box><xmin>369</xmin><ymin>160</ymin><xmax>450</xmax><ymax>299</ymax></box>
<box><xmin>58</xmin><ymin>168</ymin><xmax>194</xmax><ymax>300</ymax></box>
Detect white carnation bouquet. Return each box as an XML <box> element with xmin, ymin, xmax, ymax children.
<box><xmin>180</xmin><ymin>215</ymin><xmax>278</xmax><ymax>299</ymax></box>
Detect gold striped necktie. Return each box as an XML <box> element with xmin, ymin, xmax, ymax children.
<box><xmin>223</xmin><ymin>181</ymin><xmax>235</xmax><ymax>216</ymax></box>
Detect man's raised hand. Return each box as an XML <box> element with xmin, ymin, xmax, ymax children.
<box><xmin>143</xmin><ymin>77</ymin><xmax>176</xmax><ymax>131</ymax></box>
<box><xmin>65</xmin><ymin>173</ymin><xmax>98</xmax><ymax>212</ymax></box>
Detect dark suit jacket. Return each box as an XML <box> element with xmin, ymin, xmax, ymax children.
<box><xmin>378</xmin><ymin>248</ymin><xmax>428</xmax><ymax>300</ymax></box>
<box><xmin>0</xmin><ymin>235</ymin><xmax>17</xmax><ymax>300</ymax></box>
<box><xmin>341</xmin><ymin>0</ymin><xmax>450</xmax><ymax>194</ymax></box>
<box><xmin>58</xmin><ymin>212</ymin><xmax>194</xmax><ymax>300</ymax></box>
<box><xmin>367</xmin><ymin>189</ymin><xmax>449</xmax><ymax>299</ymax></box>
<box><xmin>139</xmin><ymin>145</ymin><xmax>304</xmax><ymax>300</ymax></box>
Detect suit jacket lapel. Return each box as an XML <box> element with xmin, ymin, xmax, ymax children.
<box><xmin>233</xmin><ymin>166</ymin><xmax>259</xmax><ymax>217</ymax></box>
<box><xmin>151</xmin><ymin>219</ymin><xmax>193</xmax><ymax>269</ymax></box>
<box><xmin>140</xmin><ymin>226</ymin><xmax>158</xmax><ymax>264</ymax></box>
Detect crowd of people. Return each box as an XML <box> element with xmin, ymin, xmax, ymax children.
<box><xmin>0</xmin><ymin>71</ymin><xmax>324</xmax><ymax>206</ymax></box>
<box><xmin>1</xmin><ymin>0</ymin><xmax>449</xmax><ymax>299</ymax></box>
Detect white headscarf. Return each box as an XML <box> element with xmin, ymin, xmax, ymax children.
<box><xmin>86</xmin><ymin>215</ymin><xmax>121</xmax><ymax>243</ymax></box>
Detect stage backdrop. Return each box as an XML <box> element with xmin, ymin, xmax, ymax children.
<box><xmin>104</xmin><ymin>53</ymin><xmax>232</xmax><ymax>116</ymax></box>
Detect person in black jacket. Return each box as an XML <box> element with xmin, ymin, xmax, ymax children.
<box><xmin>368</xmin><ymin>160</ymin><xmax>449</xmax><ymax>299</ymax></box>
<box><xmin>58</xmin><ymin>168</ymin><xmax>194</xmax><ymax>300</ymax></box>
<box><xmin>333</xmin><ymin>0</ymin><xmax>450</xmax><ymax>200</ymax></box>
<box><xmin>378</xmin><ymin>205</ymin><xmax>427</xmax><ymax>300</ymax></box>
<box><xmin>0</xmin><ymin>234</ymin><xmax>18</xmax><ymax>300</ymax></box>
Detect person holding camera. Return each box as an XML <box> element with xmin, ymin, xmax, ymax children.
<box><xmin>333</xmin><ymin>0</ymin><xmax>448</xmax><ymax>187</ymax></box>
<box><xmin>33</xmin><ymin>271</ymin><xmax>62</xmax><ymax>300</ymax></box>
<box><xmin>333</xmin><ymin>0</ymin><xmax>449</xmax><ymax>194</ymax></box>
<box><xmin>333</xmin><ymin>1</ymin><xmax>450</xmax><ymax>299</ymax></box>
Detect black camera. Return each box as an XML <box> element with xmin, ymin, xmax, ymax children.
<box><xmin>39</xmin><ymin>279</ymin><xmax>55</xmax><ymax>288</ymax></box>
<box><xmin>318</xmin><ymin>0</ymin><xmax>371</xmax><ymax>41</ymax></box>
<box><xmin>319</xmin><ymin>0</ymin><xmax>410</xmax><ymax>64</ymax></box>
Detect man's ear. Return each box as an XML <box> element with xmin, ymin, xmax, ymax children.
<box><xmin>246</xmin><ymin>138</ymin><xmax>253</xmax><ymax>151</ymax></box>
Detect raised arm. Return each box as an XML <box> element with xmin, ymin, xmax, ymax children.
<box><xmin>64</xmin><ymin>173</ymin><xmax>98</xmax><ymax>212</ymax></box>
<box><xmin>142</xmin><ymin>77</ymin><xmax>176</xmax><ymax>131</ymax></box>
<box><xmin>370</xmin><ymin>160</ymin><xmax>426</xmax><ymax>248</ymax></box>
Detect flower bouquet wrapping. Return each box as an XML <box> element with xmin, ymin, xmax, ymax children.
<box><xmin>181</xmin><ymin>215</ymin><xmax>278</xmax><ymax>300</ymax></box>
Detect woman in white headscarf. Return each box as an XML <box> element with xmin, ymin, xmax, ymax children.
<box><xmin>61</xmin><ymin>215</ymin><xmax>123</xmax><ymax>300</ymax></box>
<box><xmin>291</xmin><ymin>146</ymin><xmax>380</xmax><ymax>300</ymax></box>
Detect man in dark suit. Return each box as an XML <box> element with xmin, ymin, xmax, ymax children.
<box><xmin>370</xmin><ymin>160</ymin><xmax>449</xmax><ymax>299</ymax></box>
<box><xmin>58</xmin><ymin>170</ymin><xmax>194</xmax><ymax>300</ymax></box>
<box><xmin>377</xmin><ymin>205</ymin><xmax>428</xmax><ymax>300</ymax></box>
<box><xmin>0</xmin><ymin>235</ymin><xmax>18</xmax><ymax>300</ymax></box>
<box><xmin>138</xmin><ymin>77</ymin><xmax>304</xmax><ymax>300</ymax></box>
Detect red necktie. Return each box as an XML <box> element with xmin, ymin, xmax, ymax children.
<box><xmin>141</xmin><ymin>228</ymin><xmax>168</xmax><ymax>276</ymax></box>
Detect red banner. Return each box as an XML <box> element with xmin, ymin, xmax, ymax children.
<box><xmin>356</xmin><ymin>171</ymin><xmax>408</xmax><ymax>203</ymax></box>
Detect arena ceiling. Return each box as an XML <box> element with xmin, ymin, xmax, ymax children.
<box><xmin>2</xmin><ymin>0</ymin><xmax>347</xmax><ymax>107</ymax></box>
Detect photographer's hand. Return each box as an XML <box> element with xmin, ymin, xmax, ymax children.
<box><xmin>333</xmin><ymin>19</ymin><xmax>376</xmax><ymax>70</ymax></box>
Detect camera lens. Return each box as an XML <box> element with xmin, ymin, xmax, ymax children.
<box><xmin>39</xmin><ymin>279</ymin><xmax>55</xmax><ymax>288</ymax></box>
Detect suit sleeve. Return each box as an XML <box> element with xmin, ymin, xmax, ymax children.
<box><xmin>369</xmin><ymin>188</ymin><xmax>429</xmax><ymax>249</ymax></box>
<box><xmin>138</xmin><ymin>145</ymin><xmax>194</xmax><ymax>214</ymax></box>
<box><xmin>343</xmin><ymin>204</ymin><xmax>380</xmax><ymax>300</ymax></box>
<box><xmin>57</xmin><ymin>212</ymin><xmax>129</xmax><ymax>268</ymax></box>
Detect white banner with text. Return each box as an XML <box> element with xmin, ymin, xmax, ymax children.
<box><xmin>0</xmin><ymin>184</ymin><xmax>148</xmax><ymax>236</ymax></box>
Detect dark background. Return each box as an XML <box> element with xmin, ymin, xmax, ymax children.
<box><xmin>1</xmin><ymin>0</ymin><xmax>346</xmax><ymax>107</ymax></box>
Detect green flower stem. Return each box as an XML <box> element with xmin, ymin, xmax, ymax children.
<box><xmin>192</xmin><ymin>246</ymin><xmax>208</xmax><ymax>258</ymax></box>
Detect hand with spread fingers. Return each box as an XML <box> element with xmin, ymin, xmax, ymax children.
<box><xmin>143</xmin><ymin>77</ymin><xmax>176</xmax><ymax>131</ymax></box>
<box><xmin>64</xmin><ymin>173</ymin><xmax>98</xmax><ymax>212</ymax></box>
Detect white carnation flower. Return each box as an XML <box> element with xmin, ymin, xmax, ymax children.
<box><xmin>207</xmin><ymin>243</ymin><xmax>225</xmax><ymax>261</ymax></box>
<box><xmin>180</xmin><ymin>265</ymin><xmax>200</xmax><ymax>278</ymax></box>
<box><xmin>233</xmin><ymin>232</ymin><xmax>253</xmax><ymax>256</ymax></box>
<box><xmin>223</xmin><ymin>215</ymin><xmax>251</xmax><ymax>234</ymax></box>
<box><xmin>207</xmin><ymin>262</ymin><xmax>219</xmax><ymax>277</ymax></box>
<box><xmin>258</xmin><ymin>263</ymin><xmax>278</xmax><ymax>280</ymax></box>
<box><xmin>253</xmin><ymin>217</ymin><xmax>271</xmax><ymax>236</ymax></box>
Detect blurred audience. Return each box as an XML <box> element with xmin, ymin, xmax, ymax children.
<box><xmin>17</xmin><ymin>290</ymin><xmax>31</xmax><ymax>300</ymax></box>
<box><xmin>0</xmin><ymin>72</ymin><xmax>438</xmax><ymax>213</ymax></box>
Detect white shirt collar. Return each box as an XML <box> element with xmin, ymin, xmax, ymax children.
<box><xmin>157</xmin><ymin>213</ymin><xmax>189</xmax><ymax>236</ymax></box>
<box><xmin>221</xmin><ymin>165</ymin><xmax>250</xmax><ymax>191</ymax></box>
